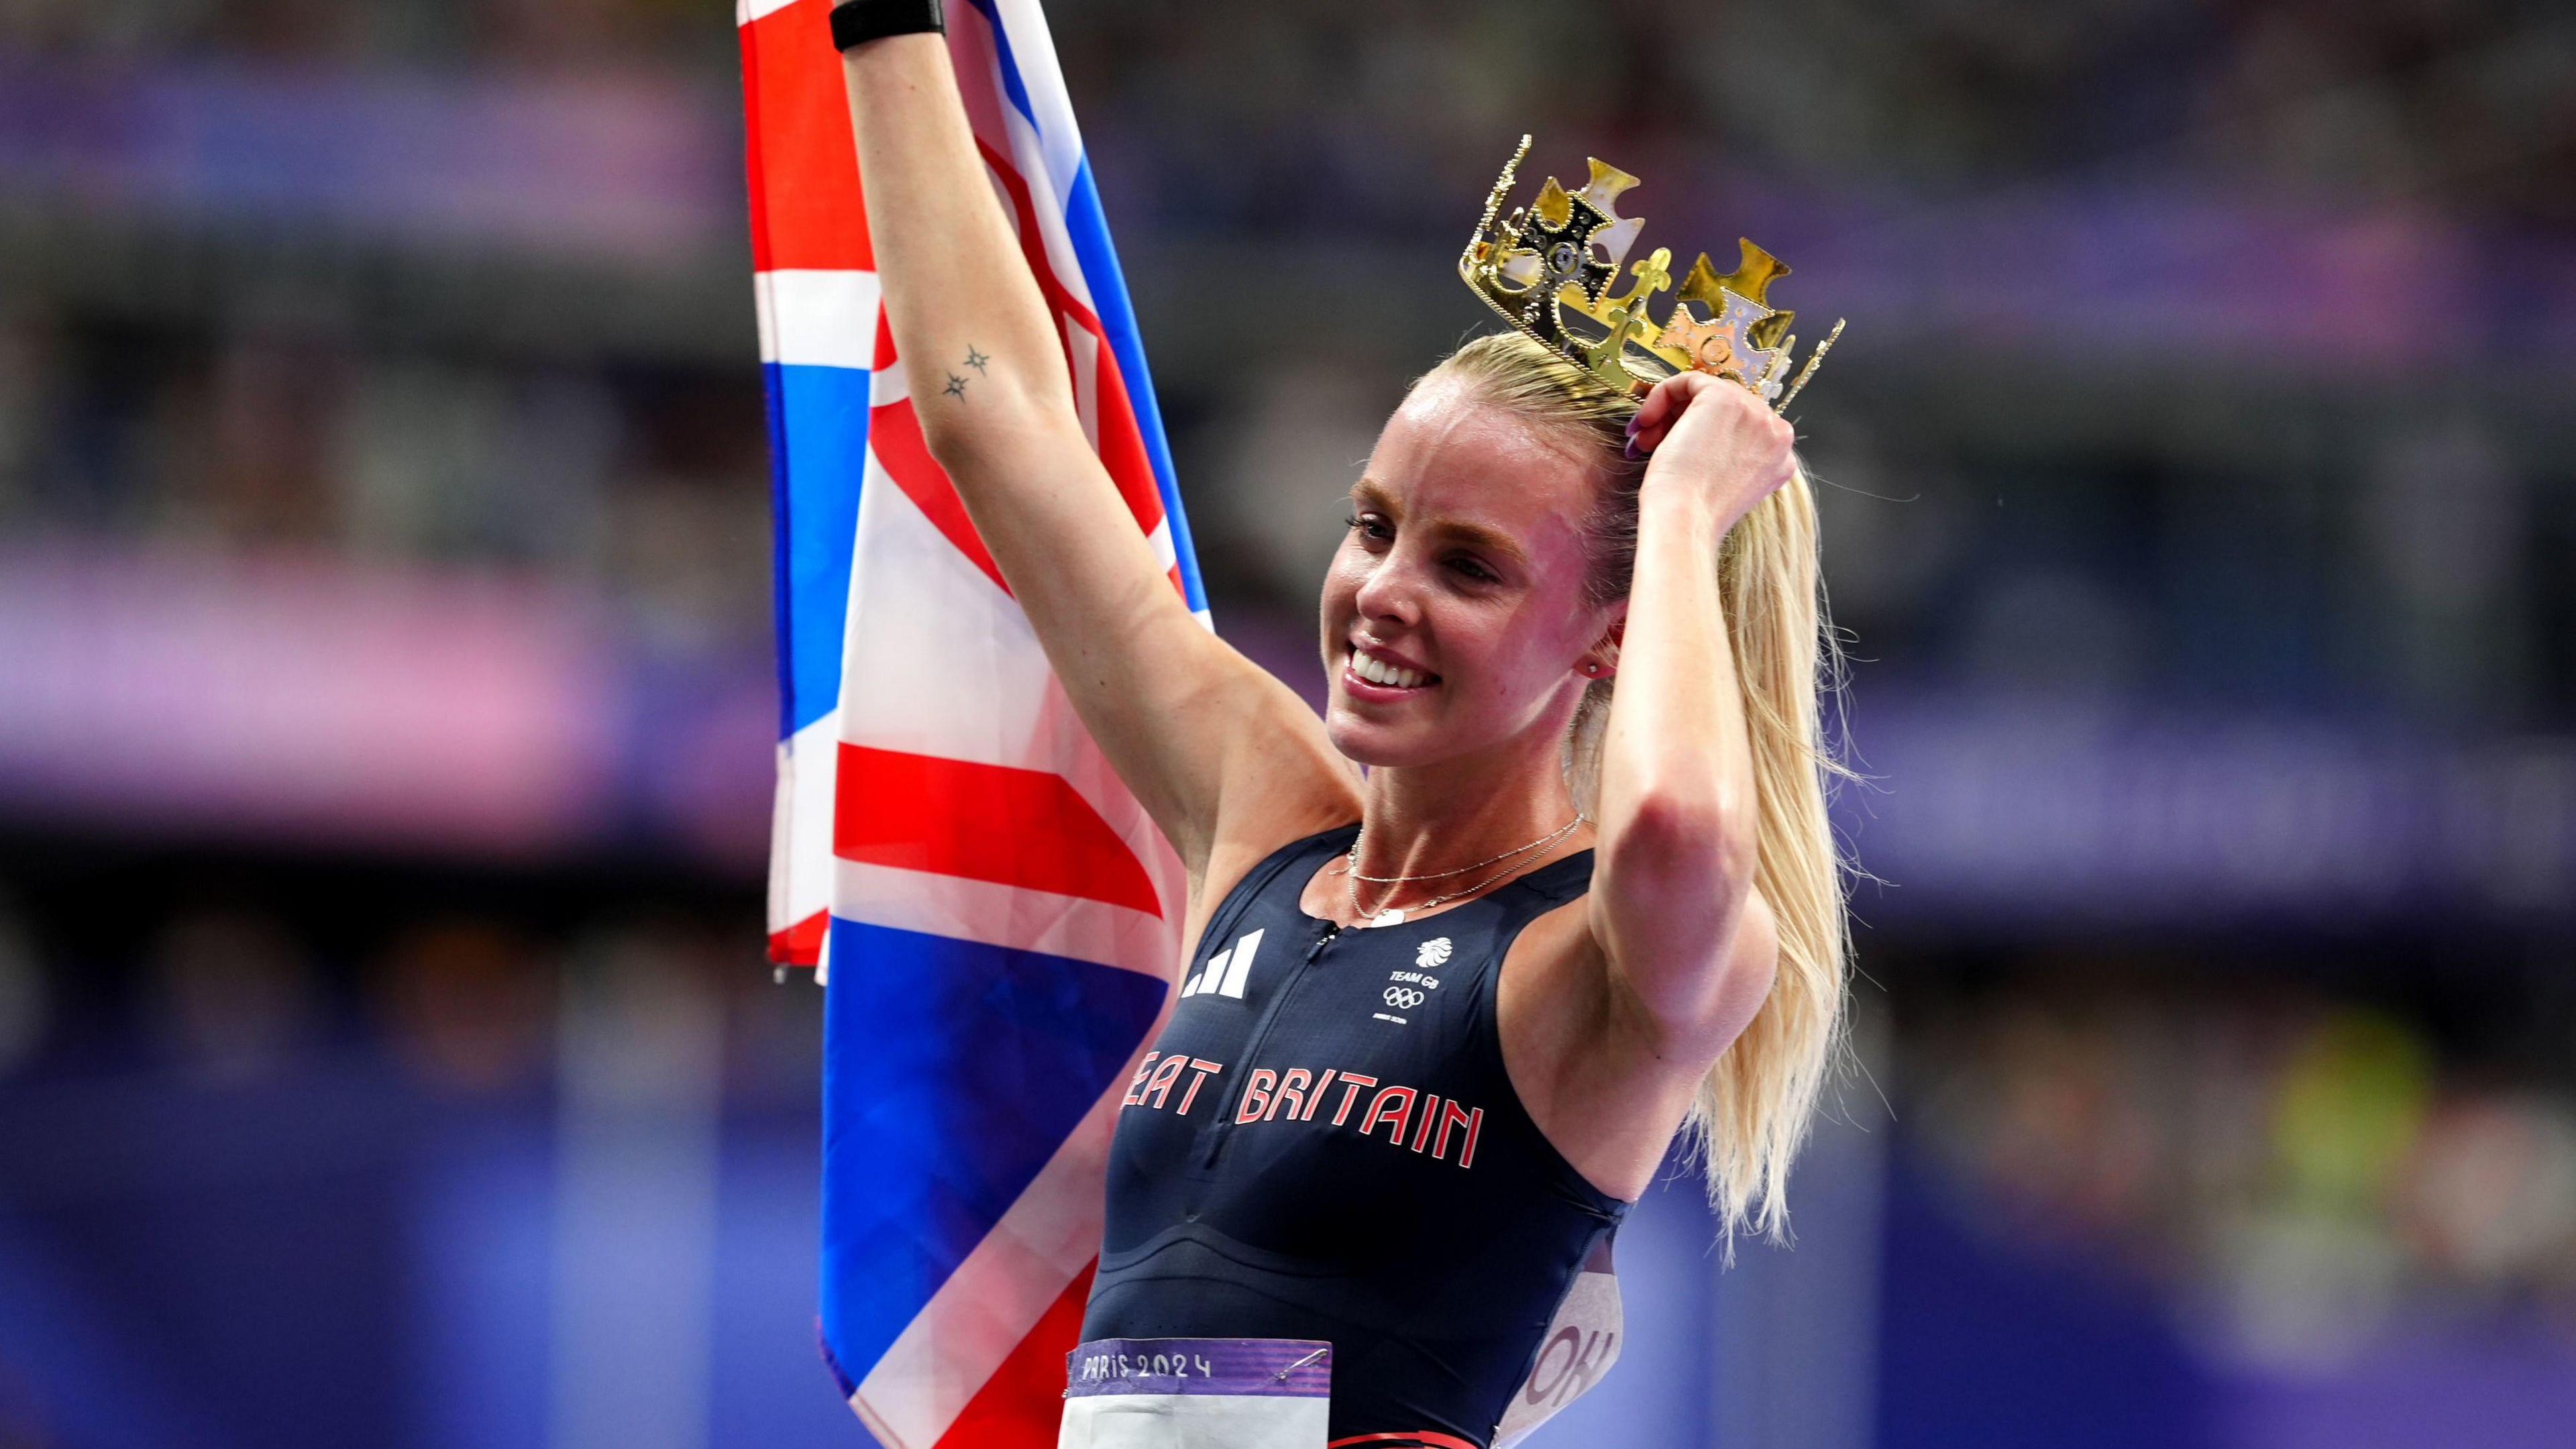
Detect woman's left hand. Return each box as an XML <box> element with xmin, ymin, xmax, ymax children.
<box><xmin>1625</xmin><ymin>372</ymin><xmax>1797</xmax><ymax>529</ymax></box>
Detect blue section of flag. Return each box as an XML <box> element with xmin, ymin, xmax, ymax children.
<box><xmin>773</xmin><ymin>362</ymin><xmax>872</xmax><ymax>739</ymax></box>
<box><xmin>818</xmin><ymin>918</ymin><xmax>1168</xmax><ymax>1381</ymax></box>
<box><xmin>1061</xmin><ymin>157</ymin><xmax>1205</xmax><ymax>614</ymax></box>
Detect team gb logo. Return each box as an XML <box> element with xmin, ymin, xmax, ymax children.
<box><xmin>1416</xmin><ymin>938</ymin><xmax>1452</xmax><ymax>971</ymax></box>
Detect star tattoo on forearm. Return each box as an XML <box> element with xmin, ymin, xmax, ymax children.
<box><xmin>941</xmin><ymin>345</ymin><xmax>989</xmax><ymax>400</ymax></box>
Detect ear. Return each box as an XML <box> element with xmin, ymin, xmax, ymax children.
<box><xmin>1578</xmin><ymin>615</ymin><xmax>1625</xmax><ymax>681</ymax></box>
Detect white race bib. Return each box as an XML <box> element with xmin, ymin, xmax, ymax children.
<box><xmin>1059</xmin><ymin>1337</ymin><xmax>1330</xmax><ymax>1449</ymax></box>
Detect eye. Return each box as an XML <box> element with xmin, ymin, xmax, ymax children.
<box><xmin>1447</xmin><ymin>555</ymin><xmax>1499</xmax><ymax>584</ymax></box>
<box><xmin>1343</xmin><ymin>512</ymin><xmax>1392</xmax><ymax>543</ymax></box>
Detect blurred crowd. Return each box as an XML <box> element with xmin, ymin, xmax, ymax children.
<box><xmin>0</xmin><ymin>876</ymin><xmax>811</xmax><ymax>1105</ymax></box>
<box><xmin>1</xmin><ymin>1</ymin><xmax>2569</xmax><ymax>728</ymax></box>
<box><xmin>1067</xmin><ymin>0</ymin><xmax>2576</xmax><ymax>237</ymax></box>
<box><xmin>1905</xmin><ymin>966</ymin><xmax>2576</xmax><ymax>1366</ymax></box>
<box><xmin>0</xmin><ymin>312</ymin><xmax>769</xmax><ymax>657</ymax></box>
<box><xmin>2</xmin><ymin>311</ymin><xmax>2563</xmax><ymax>734</ymax></box>
<box><xmin>9</xmin><ymin>1</ymin><xmax>2571</xmax><ymax>227</ymax></box>
<box><xmin>0</xmin><ymin>0</ymin><xmax>725</xmax><ymax>72</ymax></box>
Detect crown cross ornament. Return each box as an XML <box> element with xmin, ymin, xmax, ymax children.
<box><xmin>1460</xmin><ymin>136</ymin><xmax>1845</xmax><ymax>411</ymax></box>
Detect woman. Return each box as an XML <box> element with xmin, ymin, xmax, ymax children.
<box><xmin>834</xmin><ymin>9</ymin><xmax>1852</xmax><ymax>1447</ymax></box>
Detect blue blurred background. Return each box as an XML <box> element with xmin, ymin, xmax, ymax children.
<box><xmin>1</xmin><ymin>2</ymin><xmax>2571</xmax><ymax>1446</ymax></box>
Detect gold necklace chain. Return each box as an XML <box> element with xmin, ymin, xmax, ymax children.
<box><xmin>1340</xmin><ymin>812</ymin><xmax>1588</xmax><ymax>884</ymax></box>
<box><xmin>1340</xmin><ymin>813</ymin><xmax>1587</xmax><ymax>927</ymax></box>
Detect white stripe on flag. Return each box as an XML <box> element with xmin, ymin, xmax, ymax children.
<box><xmin>831</xmin><ymin>859</ymin><xmax>1171</xmax><ymax>977</ymax></box>
<box><xmin>998</xmin><ymin>74</ymin><xmax>1099</xmax><ymax>319</ymax></box>
<box><xmin>839</xmin><ymin>453</ymin><xmax>1060</xmax><ymax>763</ymax></box>
<box><xmin>987</xmin><ymin>0</ymin><xmax>1088</xmax><ymax>206</ymax></box>
<box><xmin>770</xmin><ymin>710</ymin><xmax>841</xmax><ymax>943</ymax></box>
<box><xmin>1067</xmin><ymin>316</ymin><xmax>1101</xmax><ymax>449</ymax></box>
<box><xmin>944</xmin><ymin>0</ymin><xmax>1099</xmax><ymax>319</ymax></box>
<box><xmin>869</xmin><ymin>357</ymin><xmax>910</xmax><ymax>407</ymax></box>
<box><xmin>735</xmin><ymin>0</ymin><xmax>800</xmax><ymax>26</ymax></box>
<box><xmin>769</xmin><ymin>740</ymin><xmax>797</xmax><ymax>942</ymax></box>
<box><xmin>758</xmin><ymin>270</ymin><xmax>882</xmax><ymax>371</ymax></box>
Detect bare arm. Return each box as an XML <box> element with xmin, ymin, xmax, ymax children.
<box><xmin>837</xmin><ymin>34</ymin><xmax>1350</xmax><ymax>875</ymax></box>
<box><xmin>1588</xmin><ymin>375</ymin><xmax>1792</xmax><ymax>1053</ymax></box>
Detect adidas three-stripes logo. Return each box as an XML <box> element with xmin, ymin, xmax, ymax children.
<box><xmin>1179</xmin><ymin>928</ymin><xmax>1265</xmax><ymax>1000</ymax></box>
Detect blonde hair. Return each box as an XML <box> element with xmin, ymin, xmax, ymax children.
<box><xmin>1419</xmin><ymin>331</ymin><xmax>1857</xmax><ymax>1244</ymax></box>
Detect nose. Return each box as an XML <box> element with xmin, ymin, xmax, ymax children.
<box><xmin>1351</xmin><ymin>543</ymin><xmax>1426</xmax><ymax>630</ymax></box>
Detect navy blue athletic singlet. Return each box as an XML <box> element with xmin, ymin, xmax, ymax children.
<box><xmin>1083</xmin><ymin>822</ymin><xmax>1631</xmax><ymax>1447</ymax></box>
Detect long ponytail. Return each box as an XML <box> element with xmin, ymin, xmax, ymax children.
<box><xmin>1422</xmin><ymin>331</ymin><xmax>1858</xmax><ymax>1243</ymax></box>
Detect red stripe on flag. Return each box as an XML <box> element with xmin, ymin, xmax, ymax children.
<box><xmin>967</xmin><ymin>145</ymin><xmax>1099</xmax><ymax>341</ymax></box>
<box><xmin>874</xmin><ymin>301</ymin><xmax>900</xmax><ymax>370</ymax></box>
<box><xmin>741</xmin><ymin>30</ymin><xmax>775</xmax><ymax>276</ymax></box>
<box><xmin>867</xmin><ymin>396</ymin><xmax>1011</xmax><ymax>596</ymax></box>
<box><xmin>835</xmin><ymin>746</ymin><xmax>1163</xmax><ymax>918</ymax></box>
<box><xmin>968</xmin><ymin>140</ymin><xmax>1167</xmax><ymax>538</ymax></box>
<box><xmin>930</xmin><ymin>1261</ymin><xmax>1096</xmax><ymax>1449</ymax></box>
<box><xmin>769</xmin><ymin>907</ymin><xmax>829</xmax><ymax>967</ymax></box>
<box><xmin>744</xmin><ymin>0</ymin><xmax>871</xmax><ymax>272</ymax></box>
<box><xmin>1085</xmin><ymin>333</ymin><xmax>1171</xmax><ymax>545</ymax></box>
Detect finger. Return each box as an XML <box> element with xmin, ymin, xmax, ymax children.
<box><xmin>1623</xmin><ymin>398</ymin><xmax>1661</xmax><ymax>458</ymax></box>
<box><xmin>1623</xmin><ymin>396</ymin><xmax>1663</xmax><ymax>447</ymax></box>
<box><xmin>1627</xmin><ymin>377</ymin><xmax>1703</xmax><ymax>455</ymax></box>
<box><xmin>1669</xmin><ymin>372</ymin><xmax>1737</xmax><ymax>433</ymax></box>
<box><xmin>1628</xmin><ymin>372</ymin><xmax>1693</xmax><ymax>437</ymax></box>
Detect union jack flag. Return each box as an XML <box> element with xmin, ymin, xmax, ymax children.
<box><xmin>737</xmin><ymin>1</ymin><xmax>1205</xmax><ymax>1443</ymax></box>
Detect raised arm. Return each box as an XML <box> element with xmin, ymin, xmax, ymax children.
<box><xmin>836</xmin><ymin>23</ymin><xmax>1349</xmax><ymax>875</ymax></box>
<box><xmin>1589</xmin><ymin>374</ymin><xmax>1791</xmax><ymax>1050</ymax></box>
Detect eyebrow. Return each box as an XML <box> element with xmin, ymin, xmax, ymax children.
<box><xmin>1350</xmin><ymin>478</ymin><xmax>1530</xmax><ymax>566</ymax></box>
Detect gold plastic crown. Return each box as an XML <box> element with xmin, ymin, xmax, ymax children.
<box><xmin>1460</xmin><ymin>136</ymin><xmax>1843</xmax><ymax>411</ymax></box>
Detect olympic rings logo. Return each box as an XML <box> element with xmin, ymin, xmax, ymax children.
<box><xmin>1383</xmin><ymin>987</ymin><xmax>1426</xmax><ymax>1010</ymax></box>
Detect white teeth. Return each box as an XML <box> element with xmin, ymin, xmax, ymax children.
<box><xmin>1351</xmin><ymin>648</ymin><xmax>1428</xmax><ymax>689</ymax></box>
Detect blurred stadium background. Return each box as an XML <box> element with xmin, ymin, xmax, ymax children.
<box><xmin>2</xmin><ymin>1</ymin><xmax>2572</xmax><ymax>1446</ymax></box>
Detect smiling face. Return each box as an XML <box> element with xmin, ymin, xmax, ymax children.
<box><xmin>1319</xmin><ymin>375</ymin><xmax>1624</xmax><ymax>769</ymax></box>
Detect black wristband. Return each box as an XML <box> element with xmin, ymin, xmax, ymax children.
<box><xmin>831</xmin><ymin>0</ymin><xmax>945</xmax><ymax>50</ymax></box>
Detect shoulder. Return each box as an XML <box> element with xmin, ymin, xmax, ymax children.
<box><xmin>1181</xmin><ymin>757</ymin><xmax>1360</xmax><ymax>955</ymax></box>
<box><xmin>1162</xmin><ymin>653</ymin><xmax>1361</xmax><ymax>924</ymax></box>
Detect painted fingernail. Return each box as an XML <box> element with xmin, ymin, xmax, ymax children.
<box><xmin>1622</xmin><ymin>415</ymin><xmax>1642</xmax><ymax>438</ymax></box>
<box><xmin>1623</xmin><ymin>438</ymin><xmax>1644</xmax><ymax>461</ymax></box>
